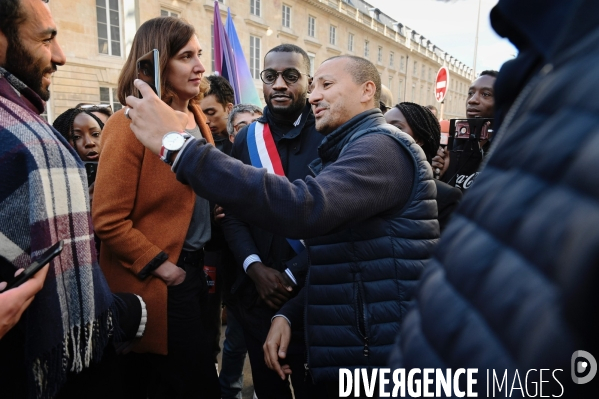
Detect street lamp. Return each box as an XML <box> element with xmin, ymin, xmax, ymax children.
<box><xmin>472</xmin><ymin>0</ymin><xmax>482</xmax><ymax>76</ymax></box>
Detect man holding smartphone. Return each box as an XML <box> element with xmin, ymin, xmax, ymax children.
<box><xmin>0</xmin><ymin>1</ymin><xmax>145</xmax><ymax>397</ymax></box>
<box><xmin>125</xmin><ymin>54</ymin><xmax>439</xmax><ymax>397</ymax></box>
<box><xmin>434</xmin><ymin>70</ymin><xmax>498</xmax><ymax>191</ymax></box>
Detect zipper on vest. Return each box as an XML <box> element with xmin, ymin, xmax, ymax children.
<box><xmin>303</xmin><ymin>260</ymin><xmax>311</xmax><ymax>382</ymax></box>
<box><xmin>304</xmin><ymin>362</ymin><xmax>309</xmax><ymax>381</ymax></box>
<box><xmin>356</xmin><ymin>280</ymin><xmax>369</xmax><ymax>357</ymax></box>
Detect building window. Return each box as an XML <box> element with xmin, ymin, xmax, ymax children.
<box><xmin>388</xmin><ymin>76</ymin><xmax>393</xmax><ymax>92</ymax></box>
<box><xmin>308</xmin><ymin>52</ymin><xmax>316</xmax><ymax>76</ymax></box>
<box><xmin>250</xmin><ymin>0</ymin><xmax>261</xmax><ymax>16</ymax></box>
<box><xmin>389</xmin><ymin>52</ymin><xmax>394</xmax><ymax>68</ymax></box>
<box><xmin>428</xmin><ymin>67</ymin><xmax>432</xmax><ymax>81</ymax></box>
<box><xmin>378</xmin><ymin>46</ymin><xmax>383</xmax><ymax>63</ymax></box>
<box><xmin>329</xmin><ymin>25</ymin><xmax>336</xmax><ymax>46</ymax></box>
<box><xmin>400</xmin><ymin>56</ymin><xmax>405</xmax><ymax>71</ymax></box>
<box><xmin>364</xmin><ymin>40</ymin><xmax>369</xmax><ymax>58</ymax></box>
<box><xmin>422</xmin><ymin>65</ymin><xmax>426</xmax><ymax>78</ymax></box>
<box><xmin>160</xmin><ymin>9</ymin><xmax>178</xmax><ymax>17</ymax></box>
<box><xmin>348</xmin><ymin>33</ymin><xmax>354</xmax><ymax>52</ymax></box>
<box><xmin>398</xmin><ymin>79</ymin><xmax>403</xmax><ymax>102</ymax></box>
<box><xmin>413</xmin><ymin>61</ymin><xmax>418</xmax><ymax>75</ymax></box>
<box><xmin>96</xmin><ymin>0</ymin><xmax>121</xmax><ymax>56</ymax></box>
<box><xmin>250</xmin><ymin>35</ymin><xmax>261</xmax><ymax>80</ymax></box>
<box><xmin>282</xmin><ymin>4</ymin><xmax>291</xmax><ymax>28</ymax></box>
<box><xmin>308</xmin><ymin>15</ymin><xmax>315</xmax><ymax>37</ymax></box>
<box><xmin>100</xmin><ymin>87</ymin><xmax>123</xmax><ymax>112</ymax></box>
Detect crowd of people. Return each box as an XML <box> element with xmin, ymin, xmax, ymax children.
<box><xmin>1</xmin><ymin>0</ymin><xmax>598</xmax><ymax>398</ymax></box>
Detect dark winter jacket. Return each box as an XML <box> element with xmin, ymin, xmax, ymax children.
<box><xmin>393</xmin><ymin>0</ymin><xmax>599</xmax><ymax>396</ymax></box>
<box><xmin>279</xmin><ymin>109</ymin><xmax>439</xmax><ymax>383</ymax></box>
<box><xmin>171</xmin><ymin>109</ymin><xmax>438</xmax><ymax>383</ymax></box>
<box><xmin>221</xmin><ymin>102</ymin><xmax>321</xmax><ymax>293</ymax></box>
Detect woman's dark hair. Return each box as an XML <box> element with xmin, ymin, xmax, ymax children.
<box><xmin>117</xmin><ymin>17</ymin><xmax>197</xmax><ymax>105</ymax></box>
<box><xmin>52</xmin><ymin>108</ymin><xmax>104</xmax><ymax>141</ymax></box>
<box><xmin>395</xmin><ymin>102</ymin><xmax>440</xmax><ymax>164</ymax></box>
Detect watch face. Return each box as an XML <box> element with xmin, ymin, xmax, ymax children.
<box><xmin>163</xmin><ymin>132</ymin><xmax>185</xmax><ymax>151</ymax></box>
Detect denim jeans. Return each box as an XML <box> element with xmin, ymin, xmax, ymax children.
<box><xmin>219</xmin><ymin>309</ymin><xmax>248</xmax><ymax>399</ymax></box>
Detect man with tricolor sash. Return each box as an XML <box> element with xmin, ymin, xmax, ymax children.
<box><xmin>219</xmin><ymin>44</ymin><xmax>323</xmax><ymax>399</ymax></box>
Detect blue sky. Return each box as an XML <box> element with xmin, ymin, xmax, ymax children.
<box><xmin>367</xmin><ymin>0</ymin><xmax>517</xmax><ymax>74</ymax></box>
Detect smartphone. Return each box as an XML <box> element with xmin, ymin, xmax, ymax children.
<box><xmin>454</xmin><ymin>119</ymin><xmax>493</xmax><ymax>141</ymax></box>
<box><xmin>136</xmin><ymin>49</ymin><xmax>161</xmax><ymax>98</ymax></box>
<box><xmin>85</xmin><ymin>162</ymin><xmax>98</xmax><ymax>186</ymax></box>
<box><xmin>5</xmin><ymin>241</ymin><xmax>63</xmax><ymax>290</ymax></box>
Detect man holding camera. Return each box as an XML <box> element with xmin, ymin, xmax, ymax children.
<box><xmin>435</xmin><ymin>70</ymin><xmax>497</xmax><ymax>191</ymax></box>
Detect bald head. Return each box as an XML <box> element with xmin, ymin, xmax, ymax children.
<box><xmin>326</xmin><ymin>55</ymin><xmax>381</xmax><ymax>107</ymax></box>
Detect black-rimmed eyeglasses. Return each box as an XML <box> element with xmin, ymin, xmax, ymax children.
<box><xmin>260</xmin><ymin>68</ymin><xmax>308</xmax><ymax>85</ymax></box>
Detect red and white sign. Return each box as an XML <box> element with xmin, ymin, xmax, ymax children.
<box><xmin>435</xmin><ymin>66</ymin><xmax>450</xmax><ymax>103</ymax></box>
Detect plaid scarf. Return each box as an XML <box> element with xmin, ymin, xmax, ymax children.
<box><xmin>0</xmin><ymin>68</ymin><xmax>114</xmax><ymax>398</ymax></box>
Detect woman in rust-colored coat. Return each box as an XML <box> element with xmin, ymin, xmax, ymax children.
<box><xmin>92</xmin><ymin>17</ymin><xmax>219</xmax><ymax>398</ymax></box>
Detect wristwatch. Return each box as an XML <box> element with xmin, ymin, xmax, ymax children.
<box><xmin>160</xmin><ymin>131</ymin><xmax>191</xmax><ymax>165</ymax></box>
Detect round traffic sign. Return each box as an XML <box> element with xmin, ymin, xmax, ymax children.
<box><xmin>435</xmin><ymin>66</ymin><xmax>450</xmax><ymax>103</ymax></box>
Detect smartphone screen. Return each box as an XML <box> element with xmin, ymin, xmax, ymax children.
<box><xmin>5</xmin><ymin>241</ymin><xmax>63</xmax><ymax>290</ymax></box>
<box><xmin>136</xmin><ymin>49</ymin><xmax>161</xmax><ymax>98</ymax></box>
<box><xmin>454</xmin><ymin>119</ymin><xmax>493</xmax><ymax>141</ymax></box>
<box><xmin>85</xmin><ymin>162</ymin><xmax>98</xmax><ymax>186</ymax></box>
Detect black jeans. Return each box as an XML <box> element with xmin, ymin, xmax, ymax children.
<box><xmin>229</xmin><ymin>303</ymin><xmax>325</xmax><ymax>399</ymax></box>
<box><xmin>109</xmin><ymin>251</ymin><xmax>221</xmax><ymax>399</ymax></box>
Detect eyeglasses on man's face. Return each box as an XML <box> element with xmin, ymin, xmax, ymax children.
<box><xmin>260</xmin><ymin>68</ymin><xmax>308</xmax><ymax>85</ymax></box>
<box><xmin>233</xmin><ymin>118</ymin><xmax>260</xmax><ymax>133</ymax></box>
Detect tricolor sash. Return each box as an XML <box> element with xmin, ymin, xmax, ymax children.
<box><xmin>247</xmin><ymin>122</ymin><xmax>305</xmax><ymax>254</ymax></box>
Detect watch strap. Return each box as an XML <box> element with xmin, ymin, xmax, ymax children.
<box><xmin>160</xmin><ymin>132</ymin><xmax>190</xmax><ymax>166</ymax></box>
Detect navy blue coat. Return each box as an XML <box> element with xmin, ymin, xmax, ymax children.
<box><xmin>393</xmin><ymin>0</ymin><xmax>599</xmax><ymax>396</ymax></box>
<box><xmin>221</xmin><ymin>103</ymin><xmax>322</xmax><ymax>292</ymax></box>
<box><xmin>172</xmin><ymin>109</ymin><xmax>438</xmax><ymax>383</ymax></box>
<box><xmin>280</xmin><ymin>110</ymin><xmax>439</xmax><ymax>383</ymax></box>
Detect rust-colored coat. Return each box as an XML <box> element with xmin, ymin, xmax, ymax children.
<box><xmin>92</xmin><ymin>105</ymin><xmax>213</xmax><ymax>354</ymax></box>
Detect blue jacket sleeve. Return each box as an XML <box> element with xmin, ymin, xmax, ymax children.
<box><xmin>276</xmin><ymin>288</ymin><xmax>305</xmax><ymax>329</ymax></box>
<box><xmin>174</xmin><ymin>134</ymin><xmax>412</xmax><ymax>239</ymax></box>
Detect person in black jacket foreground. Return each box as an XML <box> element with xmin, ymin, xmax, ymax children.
<box><xmin>124</xmin><ymin>55</ymin><xmax>439</xmax><ymax>398</ymax></box>
<box><xmin>385</xmin><ymin>102</ymin><xmax>462</xmax><ymax>231</ymax></box>
<box><xmin>220</xmin><ymin>44</ymin><xmax>323</xmax><ymax>399</ymax></box>
<box><xmin>390</xmin><ymin>0</ymin><xmax>599</xmax><ymax>396</ymax></box>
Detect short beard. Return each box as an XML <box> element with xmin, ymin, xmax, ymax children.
<box><xmin>267</xmin><ymin>93</ymin><xmax>307</xmax><ymax>119</ymax></box>
<box><xmin>4</xmin><ymin>35</ymin><xmax>53</xmax><ymax>101</ymax></box>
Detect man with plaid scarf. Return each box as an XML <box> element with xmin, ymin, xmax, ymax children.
<box><xmin>0</xmin><ymin>1</ymin><xmax>145</xmax><ymax>397</ymax></box>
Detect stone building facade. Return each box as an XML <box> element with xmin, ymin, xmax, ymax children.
<box><xmin>47</xmin><ymin>0</ymin><xmax>474</xmax><ymax>122</ymax></box>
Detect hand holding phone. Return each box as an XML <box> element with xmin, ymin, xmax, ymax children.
<box><xmin>0</xmin><ymin>263</ymin><xmax>50</xmax><ymax>338</ymax></box>
<box><xmin>85</xmin><ymin>162</ymin><xmax>98</xmax><ymax>186</ymax></box>
<box><xmin>4</xmin><ymin>241</ymin><xmax>63</xmax><ymax>290</ymax></box>
<box><xmin>137</xmin><ymin>49</ymin><xmax>161</xmax><ymax>98</ymax></box>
